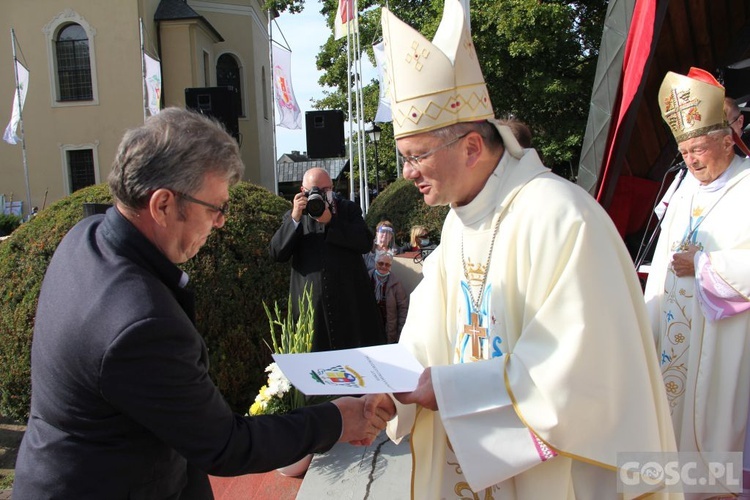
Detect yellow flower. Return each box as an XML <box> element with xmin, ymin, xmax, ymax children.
<box><xmin>258</xmin><ymin>385</ymin><xmax>269</xmax><ymax>400</ymax></box>
<box><xmin>249</xmin><ymin>401</ymin><xmax>263</xmax><ymax>415</ymax></box>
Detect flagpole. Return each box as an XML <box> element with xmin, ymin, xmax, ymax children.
<box><xmin>269</xmin><ymin>11</ymin><xmax>279</xmax><ymax>195</ymax></box>
<box><xmin>345</xmin><ymin>25</ymin><xmax>357</xmax><ymax>206</ymax></box>
<box><xmin>10</xmin><ymin>29</ymin><xmax>32</xmax><ymax>219</ymax></box>
<box><xmin>139</xmin><ymin>18</ymin><xmax>148</xmax><ymax>123</ymax></box>
<box><xmin>354</xmin><ymin>0</ymin><xmax>369</xmax><ymax>213</ymax></box>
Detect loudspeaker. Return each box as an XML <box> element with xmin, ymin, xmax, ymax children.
<box><xmin>185</xmin><ymin>87</ymin><xmax>240</xmax><ymax>142</ymax></box>
<box><xmin>305</xmin><ymin>110</ymin><xmax>345</xmax><ymax>159</ymax></box>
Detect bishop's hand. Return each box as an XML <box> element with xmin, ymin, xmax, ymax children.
<box><xmin>394</xmin><ymin>367</ymin><xmax>438</xmax><ymax>411</ymax></box>
<box><xmin>671</xmin><ymin>244</ymin><xmax>701</xmax><ymax>277</ymax></box>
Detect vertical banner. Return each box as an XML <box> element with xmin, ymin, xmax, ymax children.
<box><xmin>373</xmin><ymin>41</ymin><xmax>391</xmax><ymax>123</ymax></box>
<box><xmin>334</xmin><ymin>0</ymin><xmax>358</xmax><ymax>40</ymax></box>
<box><xmin>3</xmin><ymin>60</ymin><xmax>29</xmax><ymax>145</ymax></box>
<box><xmin>143</xmin><ymin>53</ymin><xmax>162</xmax><ymax>116</ymax></box>
<box><xmin>596</xmin><ymin>0</ymin><xmax>662</xmax><ymax>203</ymax></box>
<box><xmin>272</xmin><ymin>45</ymin><xmax>302</xmax><ymax>130</ymax></box>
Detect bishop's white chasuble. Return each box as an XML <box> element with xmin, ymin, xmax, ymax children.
<box><xmin>389</xmin><ymin>146</ymin><xmax>679</xmax><ymax>499</ymax></box>
<box><xmin>645</xmin><ymin>157</ymin><xmax>750</xmax><ymax>500</ymax></box>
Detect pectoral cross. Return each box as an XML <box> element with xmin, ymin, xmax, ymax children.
<box><xmin>463</xmin><ymin>312</ymin><xmax>487</xmax><ymax>359</ymax></box>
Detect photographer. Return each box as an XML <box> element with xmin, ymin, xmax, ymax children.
<box><xmin>269</xmin><ymin>167</ymin><xmax>385</xmax><ymax>351</ymax></box>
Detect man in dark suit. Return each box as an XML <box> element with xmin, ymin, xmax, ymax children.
<box><xmin>270</xmin><ymin>168</ymin><xmax>385</xmax><ymax>351</ymax></box>
<box><xmin>13</xmin><ymin>108</ymin><xmax>390</xmax><ymax>499</ymax></box>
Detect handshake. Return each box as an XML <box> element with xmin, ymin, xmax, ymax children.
<box><xmin>320</xmin><ymin>367</ymin><xmax>438</xmax><ymax>445</ymax></box>
<box><xmin>332</xmin><ymin>394</ymin><xmax>398</xmax><ymax>446</ymax></box>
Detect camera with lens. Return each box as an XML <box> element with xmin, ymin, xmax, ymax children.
<box><xmin>303</xmin><ymin>187</ymin><xmax>329</xmax><ymax>218</ymax></box>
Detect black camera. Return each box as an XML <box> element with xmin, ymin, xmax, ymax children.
<box><xmin>303</xmin><ymin>187</ymin><xmax>328</xmax><ymax>218</ymax></box>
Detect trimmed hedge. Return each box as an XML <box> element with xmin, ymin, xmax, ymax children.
<box><xmin>0</xmin><ymin>214</ymin><xmax>21</xmax><ymax>236</ymax></box>
<box><xmin>365</xmin><ymin>178</ymin><xmax>449</xmax><ymax>247</ymax></box>
<box><xmin>0</xmin><ymin>182</ymin><xmax>291</xmax><ymax>421</ymax></box>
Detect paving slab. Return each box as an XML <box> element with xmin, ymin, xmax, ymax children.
<box><xmin>297</xmin><ymin>432</ymin><xmax>412</xmax><ymax>500</ymax></box>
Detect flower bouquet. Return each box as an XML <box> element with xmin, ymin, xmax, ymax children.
<box><xmin>250</xmin><ymin>285</ymin><xmax>324</xmax><ymax>476</ymax></box>
<box><xmin>250</xmin><ymin>284</ymin><xmax>315</xmax><ymax>416</ymax></box>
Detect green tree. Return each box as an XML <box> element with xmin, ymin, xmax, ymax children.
<box><xmin>266</xmin><ymin>0</ymin><xmax>606</xmax><ymax>180</ymax></box>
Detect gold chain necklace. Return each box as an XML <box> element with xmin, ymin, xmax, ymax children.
<box><xmin>461</xmin><ymin>215</ymin><xmax>502</xmax><ymax>313</ymax></box>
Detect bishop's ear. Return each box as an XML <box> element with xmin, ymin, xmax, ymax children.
<box><xmin>464</xmin><ymin>131</ymin><xmax>484</xmax><ymax>168</ymax></box>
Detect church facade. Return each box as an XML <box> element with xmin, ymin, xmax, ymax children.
<box><xmin>0</xmin><ymin>0</ymin><xmax>276</xmax><ymax>217</ymax></box>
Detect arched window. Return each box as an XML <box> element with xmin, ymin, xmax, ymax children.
<box><xmin>56</xmin><ymin>23</ymin><xmax>92</xmax><ymax>101</ymax></box>
<box><xmin>217</xmin><ymin>53</ymin><xmax>243</xmax><ymax>117</ymax></box>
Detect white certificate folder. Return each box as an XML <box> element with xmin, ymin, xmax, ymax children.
<box><xmin>272</xmin><ymin>344</ymin><xmax>423</xmax><ymax>395</ymax></box>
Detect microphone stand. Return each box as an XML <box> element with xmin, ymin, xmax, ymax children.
<box><xmin>634</xmin><ymin>162</ymin><xmax>688</xmax><ymax>271</ymax></box>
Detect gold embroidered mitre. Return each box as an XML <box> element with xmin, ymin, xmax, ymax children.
<box><xmin>658</xmin><ymin>67</ymin><xmax>727</xmax><ymax>143</ymax></box>
<box><xmin>381</xmin><ymin>0</ymin><xmax>494</xmax><ymax>139</ymax></box>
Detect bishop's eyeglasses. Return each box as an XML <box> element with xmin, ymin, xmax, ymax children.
<box><xmin>398</xmin><ymin>132</ymin><xmax>470</xmax><ymax>170</ymax></box>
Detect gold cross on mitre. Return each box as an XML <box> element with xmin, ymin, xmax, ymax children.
<box><xmin>463</xmin><ymin>312</ymin><xmax>487</xmax><ymax>359</ymax></box>
<box><xmin>663</xmin><ymin>87</ymin><xmax>702</xmax><ymax>132</ymax></box>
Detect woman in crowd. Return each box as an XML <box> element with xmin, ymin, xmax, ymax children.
<box><xmin>364</xmin><ymin>220</ymin><xmax>399</xmax><ymax>272</ymax></box>
<box><xmin>369</xmin><ymin>251</ymin><xmax>409</xmax><ymax>343</ymax></box>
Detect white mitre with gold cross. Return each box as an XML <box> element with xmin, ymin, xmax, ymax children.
<box><xmin>380</xmin><ymin>0</ymin><xmax>494</xmax><ymax>139</ymax></box>
<box><xmin>658</xmin><ymin>67</ymin><xmax>727</xmax><ymax>143</ymax></box>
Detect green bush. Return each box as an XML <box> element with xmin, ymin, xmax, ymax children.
<box><xmin>182</xmin><ymin>182</ymin><xmax>291</xmax><ymax>413</ymax></box>
<box><xmin>0</xmin><ymin>214</ymin><xmax>22</xmax><ymax>236</ymax></box>
<box><xmin>366</xmin><ymin>178</ymin><xmax>449</xmax><ymax>247</ymax></box>
<box><xmin>0</xmin><ymin>182</ymin><xmax>291</xmax><ymax>421</ymax></box>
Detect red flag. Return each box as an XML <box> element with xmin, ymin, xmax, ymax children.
<box><xmin>334</xmin><ymin>0</ymin><xmax>358</xmax><ymax>40</ymax></box>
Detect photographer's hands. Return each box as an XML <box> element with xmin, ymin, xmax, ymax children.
<box><xmin>291</xmin><ymin>192</ymin><xmax>332</xmax><ymax>224</ymax></box>
<box><xmin>291</xmin><ymin>192</ymin><xmax>307</xmax><ymax>223</ymax></box>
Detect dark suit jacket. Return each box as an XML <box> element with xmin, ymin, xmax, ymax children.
<box><xmin>269</xmin><ymin>196</ymin><xmax>385</xmax><ymax>351</ymax></box>
<box><xmin>14</xmin><ymin>208</ymin><xmax>342</xmax><ymax>500</ymax></box>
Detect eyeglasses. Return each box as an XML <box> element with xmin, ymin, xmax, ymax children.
<box><xmin>173</xmin><ymin>191</ymin><xmax>228</xmax><ymax>217</ymax></box>
<box><xmin>398</xmin><ymin>132</ymin><xmax>470</xmax><ymax>169</ymax></box>
<box><xmin>729</xmin><ymin>115</ymin><xmax>741</xmax><ymax>126</ymax></box>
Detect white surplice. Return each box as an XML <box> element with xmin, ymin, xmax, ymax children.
<box><xmin>389</xmin><ymin>136</ymin><xmax>678</xmax><ymax>499</ymax></box>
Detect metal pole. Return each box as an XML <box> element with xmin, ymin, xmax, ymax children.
<box><xmin>10</xmin><ymin>29</ymin><xmax>32</xmax><ymax>219</ymax></box>
<box><xmin>373</xmin><ymin>137</ymin><xmax>379</xmax><ymax>193</ymax></box>
<box><xmin>139</xmin><ymin>18</ymin><xmax>147</xmax><ymax>122</ymax></box>
<box><xmin>268</xmin><ymin>11</ymin><xmax>279</xmax><ymax>195</ymax></box>
<box><xmin>354</xmin><ymin>0</ymin><xmax>368</xmax><ymax>213</ymax></box>
<box><xmin>345</xmin><ymin>23</ymin><xmax>356</xmax><ymax>205</ymax></box>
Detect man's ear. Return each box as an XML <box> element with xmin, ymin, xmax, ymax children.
<box><xmin>149</xmin><ymin>188</ymin><xmax>174</xmax><ymax>227</ymax></box>
<box><xmin>464</xmin><ymin>131</ymin><xmax>483</xmax><ymax>169</ymax></box>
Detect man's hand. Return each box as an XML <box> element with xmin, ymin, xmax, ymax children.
<box><xmin>332</xmin><ymin>396</ymin><xmax>391</xmax><ymax>446</ymax></box>
<box><xmin>347</xmin><ymin>394</ymin><xmax>397</xmax><ymax>446</ymax></box>
<box><xmin>291</xmin><ymin>192</ymin><xmax>307</xmax><ymax>222</ymax></box>
<box><xmin>672</xmin><ymin>244</ymin><xmax>700</xmax><ymax>277</ymax></box>
<box><xmin>393</xmin><ymin>368</ymin><xmax>438</xmax><ymax>411</ymax></box>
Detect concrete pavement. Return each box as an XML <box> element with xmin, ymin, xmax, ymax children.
<box><xmin>297</xmin><ymin>432</ymin><xmax>412</xmax><ymax>499</ymax></box>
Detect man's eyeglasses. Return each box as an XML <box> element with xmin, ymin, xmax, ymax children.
<box><xmin>398</xmin><ymin>132</ymin><xmax>470</xmax><ymax>169</ymax></box>
<box><xmin>729</xmin><ymin>115</ymin><xmax>741</xmax><ymax>126</ymax></box>
<box><xmin>174</xmin><ymin>191</ymin><xmax>228</xmax><ymax>217</ymax></box>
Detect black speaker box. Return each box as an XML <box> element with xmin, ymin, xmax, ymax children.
<box><xmin>185</xmin><ymin>87</ymin><xmax>240</xmax><ymax>141</ymax></box>
<box><xmin>306</xmin><ymin>110</ymin><xmax>345</xmax><ymax>159</ymax></box>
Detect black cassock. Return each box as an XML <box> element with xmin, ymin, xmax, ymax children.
<box><xmin>269</xmin><ymin>196</ymin><xmax>386</xmax><ymax>351</ymax></box>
